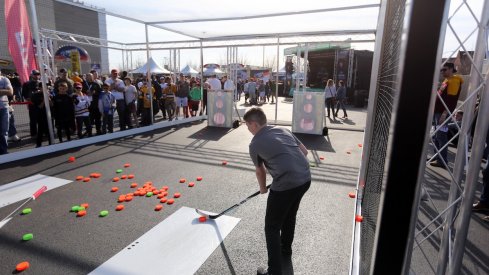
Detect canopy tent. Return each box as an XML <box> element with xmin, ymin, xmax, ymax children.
<box><xmin>180</xmin><ymin>65</ymin><xmax>199</xmax><ymax>76</ymax></box>
<box><xmin>130</xmin><ymin>57</ymin><xmax>171</xmax><ymax>74</ymax></box>
<box><xmin>203</xmin><ymin>64</ymin><xmax>225</xmax><ymax>76</ymax></box>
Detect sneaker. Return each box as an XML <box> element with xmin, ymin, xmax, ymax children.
<box><xmin>257</xmin><ymin>266</ymin><xmax>270</xmax><ymax>275</ymax></box>
<box><xmin>8</xmin><ymin>135</ymin><xmax>20</xmax><ymax>141</ymax></box>
<box><xmin>483</xmin><ymin>215</ymin><xmax>489</xmax><ymax>222</ymax></box>
<box><xmin>472</xmin><ymin>201</ymin><xmax>489</xmax><ymax>211</ymax></box>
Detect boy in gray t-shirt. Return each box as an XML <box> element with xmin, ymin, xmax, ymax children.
<box><xmin>244</xmin><ymin>107</ymin><xmax>311</xmax><ymax>275</ymax></box>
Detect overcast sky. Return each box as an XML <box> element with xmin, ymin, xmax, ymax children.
<box><xmin>74</xmin><ymin>0</ymin><xmax>485</xmax><ymax>71</ymax></box>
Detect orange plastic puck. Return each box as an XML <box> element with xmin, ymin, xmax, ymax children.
<box><xmin>179</xmin><ymin>178</ymin><xmax>186</xmax><ymax>183</ymax></box>
<box><xmin>355</xmin><ymin>215</ymin><xmax>363</xmax><ymax>222</ymax></box>
<box><xmin>113</xmin><ymin>177</ymin><xmax>120</xmax><ymax>182</ymax></box>
<box><xmin>130</xmin><ymin>183</ymin><xmax>138</xmax><ymax>188</ymax></box>
<box><xmin>167</xmin><ymin>198</ymin><xmax>174</xmax><ymax>205</ymax></box>
<box><xmin>77</xmin><ymin>210</ymin><xmax>87</xmax><ymax>217</ymax></box>
<box><xmin>68</xmin><ymin>156</ymin><xmax>75</xmax><ymax>163</ymax></box>
<box><xmin>124</xmin><ymin>163</ymin><xmax>131</xmax><ymax>168</ymax></box>
<box><xmin>188</xmin><ymin>182</ymin><xmax>195</xmax><ymax>187</ymax></box>
<box><xmin>196</xmin><ymin>176</ymin><xmax>203</xmax><ymax>181</ymax></box>
<box><xmin>162</xmin><ymin>186</ymin><xmax>169</xmax><ymax>191</ymax></box>
<box><xmin>83</xmin><ymin>177</ymin><xmax>91</xmax><ymax>182</ymax></box>
<box><xmin>358</xmin><ymin>144</ymin><xmax>363</xmax><ymax>148</ymax></box>
<box><xmin>348</xmin><ymin>192</ymin><xmax>356</xmax><ymax>198</ymax></box>
<box><xmin>319</xmin><ymin>156</ymin><xmax>325</xmax><ymax>160</ymax></box>
<box><xmin>80</xmin><ymin>203</ymin><xmax>89</xmax><ymax>209</ymax></box>
<box><xmin>173</xmin><ymin>193</ymin><xmax>181</xmax><ymax>198</ymax></box>
<box><xmin>125</xmin><ymin>196</ymin><xmax>133</xmax><ymax>202</ymax></box>
<box><xmin>222</xmin><ymin>160</ymin><xmax>228</xmax><ymax>165</ymax></box>
<box><xmin>15</xmin><ymin>261</ymin><xmax>30</xmax><ymax>272</ymax></box>
<box><xmin>93</xmin><ymin>173</ymin><xmax>101</xmax><ymax>178</ymax></box>
<box><xmin>160</xmin><ymin>198</ymin><xmax>167</xmax><ymax>203</ymax></box>
<box><xmin>162</xmin><ymin>192</ymin><xmax>168</xmax><ymax>197</ymax></box>
<box><xmin>128</xmin><ymin>174</ymin><xmax>135</xmax><ymax>179</ymax></box>
<box><xmin>111</xmin><ymin>187</ymin><xmax>119</xmax><ymax>192</ymax></box>
<box><xmin>116</xmin><ymin>204</ymin><xmax>125</xmax><ymax>211</ymax></box>
<box><xmin>157</xmin><ymin>194</ymin><xmax>164</xmax><ymax>199</ymax></box>
<box><xmin>153</xmin><ymin>190</ymin><xmax>160</xmax><ymax>195</ymax></box>
<box><xmin>155</xmin><ymin>205</ymin><xmax>163</xmax><ymax>211</ymax></box>
<box><xmin>76</xmin><ymin>176</ymin><xmax>84</xmax><ymax>181</ymax></box>
<box><xmin>199</xmin><ymin>216</ymin><xmax>207</xmax><ymax>223</ymax></box>
<box><xmin>121</xmin><ymin>175</ymin><xmax>127</xmax><ymax>180</ymax></box>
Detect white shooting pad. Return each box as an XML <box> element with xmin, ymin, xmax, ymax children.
<box><xmin>0</xmin><ymin>174</ymin><xmax>72</xmax><ymax>208</ymax></box>
<box><xmin>89</xmin><ymin>206</ymin><xmax>240</xmax><ymax>275</ymax></box>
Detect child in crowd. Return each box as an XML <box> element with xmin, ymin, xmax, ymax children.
<box><xmin>98</xmin><ymin>83</ymin><xmax>116</xmax><ymax>134</ymax></box>
<box><xmin>73</xmin><ymin>82</ymin><xmax>92</xmax><ymax>138</ymax></box>
<box><xmin>188</xmin><ymin>82</ymin><xmax>202</xmax><ymax>117</ymax></box>
<box><xmin>53</xmin><ymin>80</ymin><xmax>75</xmax><ymax>142</ymax></box>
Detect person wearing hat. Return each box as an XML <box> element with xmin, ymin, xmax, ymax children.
<box><xmin>430</xmin><ymin>62</ymin><xmax>463</xmax><ymax>168</ymax></box>
<box><xmin>73</xmin><ymin>82</ymin><xmax>92</xmax><ymax>138</ymax></box>
<box><xmin>54</xmin><ymin>68</ymin><xmax>74</xmax><ymax>96</ymax></box>
<box><xmin>0</xmin><ymin>70</ymin><xmax>13</xmax><ymax>154</ymax></box>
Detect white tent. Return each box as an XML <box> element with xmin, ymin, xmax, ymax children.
<box><xmin>203</xmin><ymin>67</ymin><xmax>225</xmax><ymax>76</ymax></box>
<box><xmin>180</xmin><ymin>65</ymin><xmax>199</xmax><ymax>76</ymax></box>
<box><xmin>130</xmin><ymin>57</ymin><xmax>171</xmax><ymax>74</ymax></box>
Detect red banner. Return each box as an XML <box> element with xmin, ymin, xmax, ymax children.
<box><xmin>4</xmin><ymin>0</ymin><xmax>38</xmax><ymax>83</ymax></box>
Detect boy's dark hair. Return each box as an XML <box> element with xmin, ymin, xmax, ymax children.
<box><xmin>56</xmin><ymin>80</ymin><xmax>68</xmax><ymax>87</ymax></box>
<box><xmin>244</xmin><ymin>107</ymin><xmax>267</xmax><ymax>126</ymax></box>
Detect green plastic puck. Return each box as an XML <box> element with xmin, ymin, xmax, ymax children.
<box><xmin>116</xmin><ymin>169</ymin><xmax>123</xmax><ymax>173</ymax></box>
<box><xmin>22</xmin><ymin>233</ymin><xmax>33</xmax><ymax>241</ymax></box>
<box><xmin>309</xmin><ymin>163</ymin><xmax>316</xmax><ymax>167</ymax></box>
<box><xmin>71</xmin><ymin>206</ymin><xmax>80</xmax><ymax>212</ymax></box>
<box><xmin>78</xmin><ymin>206</ymin><xmax>85</xmax><ymax>211</ymax></box>
<box><xmin>146</xmin><ymin>192</ymin><xmax>153</xmax><ymax>197</ymax></box>
<box><xmin>22</xmin><ymin>208</ymin><xmax>32</xmax><ymax>215</ymax></box>
<box><xmin>99</xmin><ymin>210</ymin><xmax>109</xmax><ymax>217</ymax></box>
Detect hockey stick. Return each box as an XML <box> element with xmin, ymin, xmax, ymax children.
<box><xmin>195</xmin><ymin>184</ymin><xmax>271</xmax><ymax>219</ymax></box>
<box><xmin>0</xmin><ymin>186</ymin><xmax>47</xmax><ymax>229</ymax></box>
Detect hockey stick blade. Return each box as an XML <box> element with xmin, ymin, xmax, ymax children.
<box><xmin>195</xmin><ymin>184</ymin><xmax>271</xmax><ymax>220</ymax></box>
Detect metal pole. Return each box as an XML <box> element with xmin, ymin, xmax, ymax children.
<box><xmin>303</xmin><ymin>43</ymin><xmax>309</xmax><ymax>91</ymax></box>
<box><xmin>275</xmin><ymin>37</ymin><xmax>280</xmax><ymax>123</ymax></box>
<box><xmin>436</xmin><ymin>0</ymin><xmax>487</xmax><ymax>272</ymax></box>
<box><xmin>295</xmin><ymin>44</ymin><xmax>301</xmax><ymax>92</ymax></box>
<box><xmin>121</xmin><ymin>49</ymin><xmax>125</xmax><ymax>71</ymax></box>
<box><xmin>447</xmin><ymin>3</ymin><xmax>489</xmax><ymax>273</ymax></box>
<box><xmin>200</xmin><ymin>40</ymin><xmax>204</xmax><ymax>110</ymax></box>
<box><xmin>29</xmin><ymin>0</ymin><xmax>55</xmax><ymax>144</ymax></box>
<box><xmin>145</xmin><ymin>24</ymin><xmax>153</xmax><ymax>124</ymax></box>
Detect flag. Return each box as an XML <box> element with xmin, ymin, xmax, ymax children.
<box><xmin>4</xmin><ymin>0</ymin><xmax>38</xmax><ymax>83</ymax></box>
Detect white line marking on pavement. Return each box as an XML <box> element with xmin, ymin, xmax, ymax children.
<box><xmin>89</xmin><ymin>206</ymin><xmax>240</xmax><ymax>275</ymax></box>
<box><xmin>0</xmin><ymin>174</ymin><xmax>72</xmax><ymax>208</ymax></box>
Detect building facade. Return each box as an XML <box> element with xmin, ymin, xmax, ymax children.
<box><xmin>0</xmin><ymin>0</ymin><xmax>109</xmax><ymax>74</ymax></box>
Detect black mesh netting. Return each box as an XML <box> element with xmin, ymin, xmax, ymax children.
<box><xmin>360</xmin><ymin>1</ymin><xmax>405</xmax><ymax>274</ymax></box>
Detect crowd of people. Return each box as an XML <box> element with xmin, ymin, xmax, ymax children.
<box><xmin>1</xmin><ymin>68</ymin><xmax>284</xmax><ymax>154</ymax></box>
